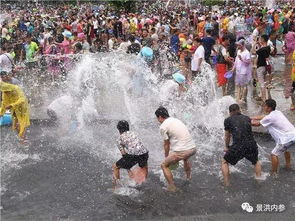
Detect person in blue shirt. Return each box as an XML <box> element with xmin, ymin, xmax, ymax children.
<box><xmin>202</xmin><ymin>29</ymin><xmax>216</xmax><ymax>64</ymax></box>
<box><xmin>170</xmin><ymin>29</ymin><xmax>180</xmax><ymax>56</ymax></box>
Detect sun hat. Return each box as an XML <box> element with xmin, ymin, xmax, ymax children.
<box><xmin>172</xmin><ymin>72</ymin><xmax>186</xmax><ymax>84</ymax></box>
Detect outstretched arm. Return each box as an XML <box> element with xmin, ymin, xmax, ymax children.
<box><xmin>250</xmin><ymin>115</ymin><xmax>265</xmax><ymax>120</ymax></box>
<box><xmin>251</xmin><ymin>119</ymin><xmax>261</xmax><ymax>127</ymax></box>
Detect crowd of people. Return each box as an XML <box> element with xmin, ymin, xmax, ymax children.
<box><xmin>1</xmin><ymin>1</ymin><xmax>295</xmax><ymax>190</ymax></box>
<box><xmin>0</xmin><ymin>1</ymin><xmax>294</xmax><ymax>105</ymax></box>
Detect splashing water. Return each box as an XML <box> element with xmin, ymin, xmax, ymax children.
<box><xmin>52</xmin><ymin>52</ymin><xmax>236</xmax><ymax>178</ymax></box>
<box><xmin>2</xmin><ymin>51</ymin><xmax>236</xmax><ymax>196</ymax></box>
<box><xmin>265</xmin><ymin>0</ymin><xmax>275</xmax><ymax>9</ymax></box>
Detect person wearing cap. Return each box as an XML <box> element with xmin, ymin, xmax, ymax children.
<box><xmin>159</xmin><ymin>71</ymin><xmax>186</xmax><ymax>102</ymax></box>
<box><xmin>0</xmin><ymin>81</ymin><xmax>30</xmax><ymax>143</ymax></box>
<box><xmin>232</xmin><ymin>39</ymin><xmax>252</xmax><ymax>103</ymax></box>
<box><xmin>155</xmin><ymin>106</ymin><xmax>196</xmax><ymax>192</ymax></box>
<box><xmin>112</xmin><ymin>120</ymin><xmax>149</xmax><ymax>188</ymax></box>
<box><xmin>202</xmin><ymin>29</ymin><xmax>216</xmax><ymax>64</ymax></box>
<box><xmin>74</xmin><ymin>33</ymin><xmax>90</xmax><ymax>53</ymax></box>
<box><xmin>191</xmin><ymin>37</ymin><xmax>205</xmax><ymax>79</ymax></box>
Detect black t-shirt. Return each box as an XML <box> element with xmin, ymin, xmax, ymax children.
<box><xmin>224</xmin><ymin>113</ymin><xmax>255</xmax><ymax>147</ymax></box>
<box><xmin>256</xmin><ymin>46</ymin><xmax>270</xmax><ymax>68</ymax></box>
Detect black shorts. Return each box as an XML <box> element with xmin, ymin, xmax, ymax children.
<box><xmin>116</xmin><ymin>152</ymin><xmax>149</xmax><ymax>170</ymax></box>
<box><xmin>224</xmin><ymin>142</ymin><xmax>258</xmax><ymax>165</ymax></box>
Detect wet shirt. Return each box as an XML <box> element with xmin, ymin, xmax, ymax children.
<box><xmin>224</xmin><ymin>113</ymin><xmax>255</xmax><ymax>147</ymax></box>
<box><xmin>118</xmin><ymin>131</ymin><xmax>148</xmax><ymax>156</ymax></box>
<box><xmin>260</xmin><ymin>110</ymin><xmax>295</xmax><ymax>145</ymax></box>
<box><xmin>202</xmin><ymin>36</ymin><xmax>215</xmax><ymax>59</ymax></box>
<box><xmin>256</xmin><ymin>46</ymin><xmax>271</xmax><ymax>67</ymax></box>
<box><xmin>160</xmin><ymin>117</ymin><xmax>196</xmax><ymax>152</ymax></box>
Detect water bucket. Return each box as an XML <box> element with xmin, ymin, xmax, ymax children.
<box><xmin>0</xmin><ymin>113</ymin><xmax>12</xmax><ymax>126</ymax></box>
<box><xmin>224</xmin><ymin>71</ymin><xmax>233</xmax><ymax>79</ymax></box>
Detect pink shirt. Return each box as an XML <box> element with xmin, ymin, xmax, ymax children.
<box><xmin>285</xmin><ymin>31</ymin><xmax>295</xmax><ymax>56</ymax></box>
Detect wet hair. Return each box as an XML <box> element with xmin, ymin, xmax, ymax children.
<box><xmin>237</xmin><ymin>36</ymin><xmax>246</xmax><ymax>41</ymax></box>
<box><xmin>265</xmin><ymin>99</ymin><xmax>276</xmax><ymax>111</ymax></box>
<box><xmin>194</xmin><ymin>37</ymin><xmax>203</xmax><ymax>43</ymax></box>
<box><xmin>117</xmin><ymin>120</ymin><xmax>129</xmax><ymax>134</ymax></box>
<box><xmin>229</xmin><ymin>104</ymin><xmax>240</xmax><ymax>113</ymax></box>
<box><xmin>206</xmin><ymin>29</ymin><xmax>212</xmax><ymax>35</ymax></box>
<box><xmin>155</xmin><ymin>107</ymin><xmax>170</xmax><ymax>119</ymax></box>
<box><xmin>0</xmin><ymin>71</ymin><xmax>8</xmax><ymax>76</ymax></box>
<box><xmin>75</xmin><ymin>42</ymin><xmax>82</xmax><ymax>52</ymax></box>
<box><xmin>128</xmin><ymin>35</ymin><xmax>135</xmax><ymax>42</ymax></box>
<box><xmin>222</xmin><ymin>35</ymin><xmax>230</xmax><ymax>42</ymax></box>
<box><xmin>260</xmin><ymin>34</ymin><xmax>269</xmax><ymax>42</ymax></box>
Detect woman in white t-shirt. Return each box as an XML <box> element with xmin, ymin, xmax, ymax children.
<box><xmin>251</xmin><ymin>99</ymin><xmax>295</xmax><ymax>176</ymax></box>
<box><xmin>232</xmin><ymin>39</ymin><xmax>252</xmax><ymax>103</ymax></box>
<box><xmin>191</xmin><ymin>38</ymin><xmax>205</xmax><ymax>79</ymax></box>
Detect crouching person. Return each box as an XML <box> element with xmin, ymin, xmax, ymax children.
<box><xmin>155</xmin><ymin>107</ymin><xmax>196</xmax><ymax>192</ymax></box>
<box><xmin>112</xmin><ymin>120</ymin><xmax>149</xmax><ymax>188</ymax></box>
<box><xmin>222</xmin><ymin>104</ymin><xmax>262</xmax><ymax>186</ymax></box>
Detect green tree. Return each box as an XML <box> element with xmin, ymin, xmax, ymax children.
<box><xmin>202</xmin><ymin>0</ymin><xmax>225</xmax><ymax>6</ymax></box>
<box><xmin>108</xmin><ymin>0</ymin><xmax>136</xmax><ymax>12</ymax></box>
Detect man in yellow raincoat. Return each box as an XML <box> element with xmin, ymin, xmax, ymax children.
<box><xmin>0</xmin><ymin>81</ymin><xmax>30</xmax><ymax>142</ymax></box>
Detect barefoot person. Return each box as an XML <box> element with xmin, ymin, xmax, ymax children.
<box><xmin>155</xmin><ymin>107</ymin><xmax>196</xmax><ymax>192</ymax></box>
<box><xmin>112</xmin><ymin>120</ymin><xmax>149</xmax><ymax>188</ymax></box>
<box><xmin>222</xmin><ymin>104</ymin><xmax>262</xmax><ymax>187</ymax></box>
<box><xmin>0</xmin><ymin>81</ymin><xmax>30</xmax><ymax>143</ymax></box>
<box><xmin>251</xmin><ymin>99</ymin><xmax>295</xmax><ymax>176</ymax></box>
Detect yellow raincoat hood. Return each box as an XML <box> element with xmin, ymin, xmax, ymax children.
<box><xmin>0</xmin><ymin>81</ymin><xmax>30</xmax><ymax>137</ymax></box>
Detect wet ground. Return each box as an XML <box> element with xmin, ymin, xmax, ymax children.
<box><xmin>1</xmin><ymin>122</ymin><xmax>295</xmax><ymax>221</ymax></box>
<box><xmin>1</xmin><ymin>54</ymin><xmax>294</xmax><ymax>221</ymax></box>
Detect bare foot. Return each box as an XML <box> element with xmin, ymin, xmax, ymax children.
<box><xmin>271</xmin><ymin>172</ymin><xmax>278</xmax><ymax>179</ymax></box>
<box><xmin>223</xmin><ymin>179</ymin><xmax>230</xmax><ymax>187</ymax></box>
<box><xmin>163</xmin><ymin>184</ymin><xmax>177</xmax><ymax>192</ymax></box>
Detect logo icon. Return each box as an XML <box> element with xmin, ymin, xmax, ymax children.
<box><xmin>241</xmin><ymin>202</ymin><xmax>254</xmax><ymax>213</ymax></box>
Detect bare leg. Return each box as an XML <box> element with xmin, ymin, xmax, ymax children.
<box><xmin>271</xmin><ymin>154</ymin><xmax>279</xmax><ymax>175</ymax></box>
<box><xmin>112</xmin><ymin>164</ymin><xmax>120</xmax><ymax>187</ymax></box>
<box><xmin>254</xmin><ymin>161</ymin><xmax>262</xmax><ymax>177</ymax></box>
<box><xmin>183</xmin><ymin>159</ymin><xmax>192</xmax><ymax>180</ymax></box>
<box><xmin>235</xmin><ymin>85</ymin><xmax>241</xmax><ymax>101</ymax></box>
<box><xmin>242</xmin><ymin>86</ymin><xmax>248</xmax><ymax>102</ymax></box>
<box><xmin>291</xmin><ymin>92</ymin><xmax>295</xmax><ymax>109</ymax></box>
<box><xmin>161</xmin><ymin>162</ymin><xmax>177</xmax><ymax>192</ymax></box>
<box><xmin>222</xmin><ymin>84</ymin><xmax>228</xmax><ymax>96</ymax></box>
<box><xmin>221</xmin><ymin>160</ymin><xmax>230</xmax><ymax>187</ymax></box>
<box><xmin>141</xmin><ymin>166</ymin><xmax>149</xmax><ymax>178</ymax></box>
<box><xmin>285</xmin><ymin>152</ymin><xmax>291</xmax><ymax>169</ymax></box>
<box><xmin>261</xmin><ymin>86</ymin><xmax>267</xmax><ymax>102</ymax></box>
